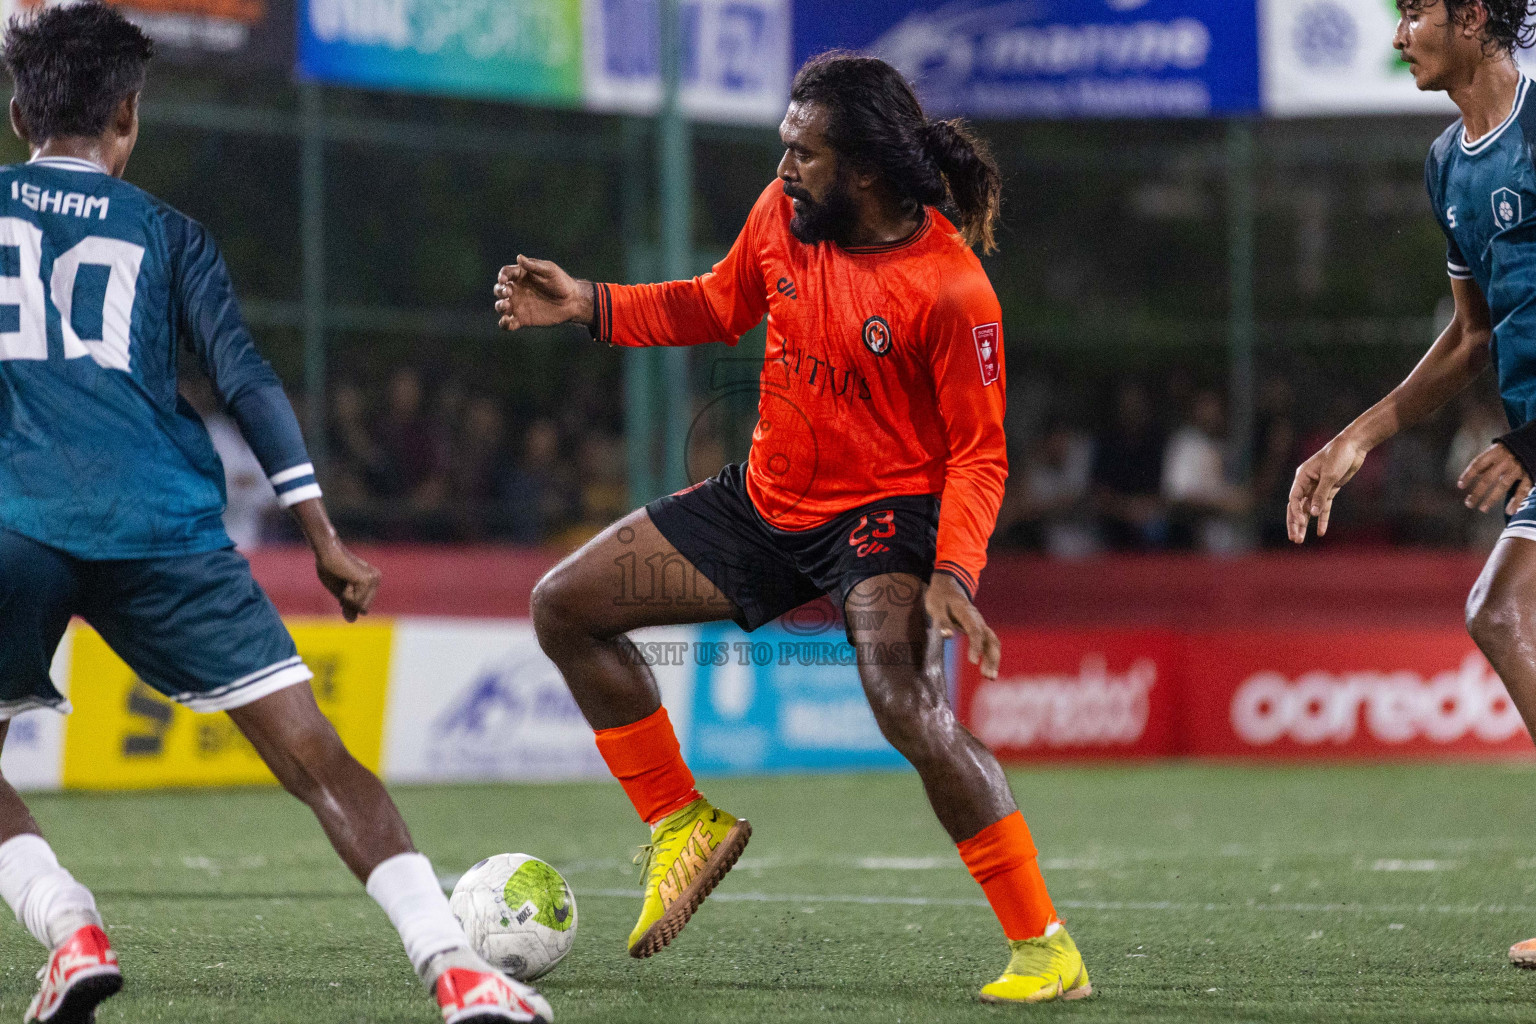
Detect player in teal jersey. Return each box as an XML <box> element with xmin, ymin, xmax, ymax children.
<box><xmin>1290</xmin><ymin>0</ymin><xmax>1536</xmax><ymax>970</ymax></box>
<box><xmin>0</xmin><ymin>5</ymin><xmax>549</xmax><ymax>1022</ymax></box>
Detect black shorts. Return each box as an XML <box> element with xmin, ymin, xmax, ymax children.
<box><xmin>646</xmin><ymin>463</ymin><xmax>939</xmax><ymax>633</ymax></box>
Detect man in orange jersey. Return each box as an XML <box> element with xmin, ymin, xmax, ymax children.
<box><xmin>494</xmin><ymin>53</ymin><xmax>1090</xmax><ymax>1005</ymax></box>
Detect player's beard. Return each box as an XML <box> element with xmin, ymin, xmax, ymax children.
<box><xmin>785</xmin><ymin>174</ymin><xmax>860</xmax><ymax>246</ymax></box>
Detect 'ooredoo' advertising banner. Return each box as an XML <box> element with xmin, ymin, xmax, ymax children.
<box><xmin>959</xmin><ymin>627</ymin><xmax>1535</xmax><ymax>760</ymax></box>
<box><xmin>1184</xmin><ymin>629</ymin><xmax>1531</xmax><ymax>758</ymax></box>
<box><xmin>956</xmin><ymin>629</ymin><xmax>1180</xmax><ymax>760</ymax></box>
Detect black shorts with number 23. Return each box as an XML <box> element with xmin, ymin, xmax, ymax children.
<box><xmin>645</xmin><ymin>462</ymin><xmax>939</xmax><ymax>633</ymax></box>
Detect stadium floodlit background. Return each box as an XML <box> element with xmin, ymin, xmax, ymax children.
<box><xmin>5</xmin><ymin>1</ymin><xmax>1536</xmax><ymax>1022</ymax></box>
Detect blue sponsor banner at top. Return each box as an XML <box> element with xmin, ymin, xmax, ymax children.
<box><xmin>793</xmin><ymin>0</ymin><xmax>1260</xmax><ymax>119</ymax></box>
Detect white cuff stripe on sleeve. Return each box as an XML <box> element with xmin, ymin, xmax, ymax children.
<box><xmin>277</xmin><ymin>483</ymin><xmax>322</xmax><ymax>508</ymax></box>
<box><xmin>270</xmin><ymin>463</ymin><xmax>316</xmax><ymax>487</ymax></box>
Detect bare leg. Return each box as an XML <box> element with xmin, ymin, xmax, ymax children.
<box><xmin>532</xmin><ymin>508</ymin><xmax>738</xmax><ymax>730</ymax></box>
<box><xmin>1467</xmin><ymin>537</ymin><xmax>1536</xmax><ymax>736</ymax></box>
<box><xmin>227</xmin><ymin>683</ymin><xmax>412</xmax><ymax>882</ymax></box>
<box><xmin>0</xmin><ymin>723</ymin><xmax>43</xmax><ymax>845</ymax></box>
<box><xmin>0</xmin><ymin>718</ymin><xmax>111</xmax><ymax>1005</ymax></box>
<box><xmin>848</xmin><ymin>573</ymin><xmax>1016</xmax><ymax>841</ymax></box>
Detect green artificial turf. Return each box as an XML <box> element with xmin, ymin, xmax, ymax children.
<box><xmin>6</xmin><ymin>763</ymin><xmax>1536</xmax><ymax>1022</ymax></box>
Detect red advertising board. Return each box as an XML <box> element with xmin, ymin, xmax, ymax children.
<box><xmin>955</xmin><ymin>629</ymin><xmax>1182</xmax><ymax>760</ymax></box>
<box><xmin>958</xmin><ymin>627</ymin><xmax>1536</xmax><ymax>761</ymax></box>
<box><xmin>1181</xmin><ymin>628</ymin><xmax>1533</xmax><ymax>759</ymax></box>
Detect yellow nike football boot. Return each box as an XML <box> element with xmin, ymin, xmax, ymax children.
<box><xmin>627</xmin><ymin>797</ymin><xmax>751</xmax><ymax>958</ymax></box>
<box><xmin>979</xmin><ymin>924</ymin><xmax>1093</xmax><ymax>1004</ymax></box>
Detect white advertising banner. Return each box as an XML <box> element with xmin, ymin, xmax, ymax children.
<box><xmin>381</xmin><ymin>619</ymin><xmax>697</xmax><ymax>783</ymax></box>
<box><xmin>1261</xmin><ymin>0</ymin><xmax>1456</xmax><ymax>115</ymax></box>
<box><xmin>2</xmin><ymin>626</ymin><xmax>69</xmax><ymax>791</ymax></box>
<box><xmin>582</xmin><ymin>0</ymin><xmax>792</xmax><ymax>124</ymax></box>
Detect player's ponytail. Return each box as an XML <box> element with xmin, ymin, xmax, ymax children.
<box><xmin>921</xmin><ymin>119</ymin><xmax>1002</xmax><ymax>255</ymax></box>
<box><xmin>790</xmin><ymin>52</ymin><xmax>1005</xmax><ymax>255</ymax></box>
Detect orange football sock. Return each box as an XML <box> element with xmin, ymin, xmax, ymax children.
<box><xmin>956</xmin><ymin>811</ymin><xmax>1058</xmax><ymax>941</ymax></box>
<box><xmin>592</xmin><ymin>707</ymin><xmax>702</xmax><ymax>826</ymax></box>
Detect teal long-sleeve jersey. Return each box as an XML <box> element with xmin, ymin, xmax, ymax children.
<box><xmin>1426</xmin><ymin>75</ymin><xmax>1536</xmax><ymax>431</ymax></box>
<box><xmin>0</xmin><ymin>156</ymin><xmax>317</xmax><ymax>559</ymax></box>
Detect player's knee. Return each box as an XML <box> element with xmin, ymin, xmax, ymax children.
<box><xmin>531</xmin><ymin>569</ymin><xmax>589</xmax><ymax>649</ymax></box>
<box><xmin>865</xmin><ymin>680</ymin><xmax>949</xmax><ymax>761</ymax></box>
<box><xmin>1467</xmin><ymin>580</ymin><xmax>1523</xmax><ymax>655</ymax></box>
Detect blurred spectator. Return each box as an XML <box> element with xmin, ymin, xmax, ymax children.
<box><xmin>999</xmin><ymin>419</ymin><xmax>1098</xmax><ymax>557</ymax></box>
<box><xmin>180</xmin><ymin>376</ymin><xmax>278</xmax><ymax>550</ymax></box>
<box><xmin>1446</xmin><ymin>391</ymin><xmax>1510</xmax><ymax>548</ymax></box>
<box><xmin>448</xmin><ymin>396</ymin><xmax>513</xmax><ymax>540</ymax></box>
<box><xmin>1162</xmin><ymin>389</ymin><xmax>1252</xmax><ymax>553</ymax></box>
<box><xmin>501</xmin><ymin>419</ymin><xmax>576</xmax><ymax>544</ymax></box>
<box><xmin>1385</xmin><ymin>424</ymin><xmax>1462</xmax><ymax>546</ymax></box>
<box><xmin>553</xmin><ymin>432</ymin><xmax>629</xmax><ymax>549</ymax></box>
<box><xmin>1091</xmin><ymin>382</ymin><xmax>1169</xmax><ymax>549</ymax></box>
<box><xmin>450</xmin><ymin>396</ymin><xmax>511</xmax><ymax>503</ymax></box>
<box><xmin>376</xmin><ymin>367</ymin><xmax>449</xmax><ymax>509</ymax></box>
<box><xmin>1446</xmin><ymin>391</ymin><xmax>1507</xmax><ymax>488</ymax></box>
<box><xmin>1251</xmin><ymin>376</ymin><xmax>1299</xmax><ymax>548</ymax></box>
<box><xmin>1294</xmin><ymin>389</ymin><xmax>1389</xmax><ymax>543</ymax></box>
<box><xmin>328</xmin><ymin>380</ymin><xmax>391</xmax><ymax>506</ymax></box>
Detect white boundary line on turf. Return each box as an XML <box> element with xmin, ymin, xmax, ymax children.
<box><xmin>579</xmin><ymin>888</ymin><xmax>1536</xmax><ymax>916</ymax></box>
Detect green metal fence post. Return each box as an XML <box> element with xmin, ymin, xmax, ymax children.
<box><xmin>622</xmin><ymin>116</ymin><xmax>658</xmax><ymax>506</ymax></box>
<box><xmin>300</xmin><ymin>82</ymin><xmax>327</xmax><ymax>474</ymax></box>
<box><xmin>1227</xmin><ymin>119</ymin><xmax>1257</xmax><ymax>480</ymax></box>
<box><xmin>658</xmin><ymin>0</ymin><xmax>693</xmax><ymax>494</ymax></box>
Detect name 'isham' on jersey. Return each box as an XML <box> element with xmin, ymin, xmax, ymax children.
<box><xmin>0</xmin><ymin>156</ymin><xmax>316</xmax><ymax>560</ymax></box>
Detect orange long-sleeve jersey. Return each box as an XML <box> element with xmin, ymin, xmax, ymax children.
<box><xmin>594</xmin><ymin>181</ymin><xmax>1008</xmax><ymax>596</ymax></box>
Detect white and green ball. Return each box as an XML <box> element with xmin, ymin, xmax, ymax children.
<box><xmin>449</xmin><ymin>853</ymin><xmax>577</xmax><ymax>981</ymax></box>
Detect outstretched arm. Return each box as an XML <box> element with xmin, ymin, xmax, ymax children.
<box><xmin>495</xmin><ymin>184</ymin><xmax>777</xmax><ymax>348</ymax></box>
<box><xmin>495</xmin><ymin>247</ymin><xmax>767</xmax><ymax>349</ymax></box>
<box><xmin>493</xmin><ymin>255</ymin><xmax>595</xmax><ymax>331</ymax></box>
<box><xmin>1288</xmin><ymin>275</ymin><xmax>1492</xmax><ymax>542</ymax></box>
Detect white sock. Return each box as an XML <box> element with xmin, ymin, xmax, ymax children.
<box><xmin>0</xmin><ymin>834</ymin><xmax>102</xmax><ymax>949</ymax></box>
<box><xmin>366</xmin><ymin>851</ymin><xmax>473</xmax><ymax>988</ymax></box>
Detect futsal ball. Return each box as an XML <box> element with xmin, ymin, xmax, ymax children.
<box><xmin>449</xmin><ymin>853</ymin><xmax>577</xmax><ymax>981</ymax></box>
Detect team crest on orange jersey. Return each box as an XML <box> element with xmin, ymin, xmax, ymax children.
<box><xmin>973</xmin><ymin>323</ymin><xmax>1001</xmax><ymax>386</ymax></box>
<box><xmin>862</xmin><ymin>315</ymin><xmax>892</xmax><ymax>356</ymax></box>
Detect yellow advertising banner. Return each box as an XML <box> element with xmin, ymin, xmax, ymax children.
<box><xmin>61</xmin><ymin>619</ymin><xmax>393</xmax><ymax>790</ymax></box>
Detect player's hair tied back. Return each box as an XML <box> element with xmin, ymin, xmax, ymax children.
<box><xmin>791</xmin><ymin>51</ymin><xmax>1004</xmax><ymax>255</ymax></box>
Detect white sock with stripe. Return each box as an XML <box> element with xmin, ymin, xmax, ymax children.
<box><xmin>365</xmin><ymin>851</ymin><xmax>476</xmax><ymax>989</ymax></box>
<box><xmin>0</xmin><ymin>833</ymin><xmax>103</xmax><ymax>949</ymax></box>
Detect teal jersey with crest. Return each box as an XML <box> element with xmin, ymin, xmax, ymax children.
<box><xmin>1426</xmin><ymin>75</ymin><xmax>1536</xmax><ymax>430</ymax></box>
<box><xmin>0</xmin><ymin>157</ymin><xmax>317</xmax><ymax>559</ymax></box>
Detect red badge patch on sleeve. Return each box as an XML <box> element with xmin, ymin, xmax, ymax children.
<box><xmin>972</xmin><ymin>323</ymin><xmax>1001</xmax><ymax>386</ymax></box>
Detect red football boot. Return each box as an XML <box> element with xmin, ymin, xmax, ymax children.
<box><xmin>24</xmin><ymin>924</ymin><xmax>122</xmax><ymax>1024</ymax></box>
<box><xmin>433</xmin><ymin>966</ymin><xmax>551</xmax><ymax>1024</ymax></box>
